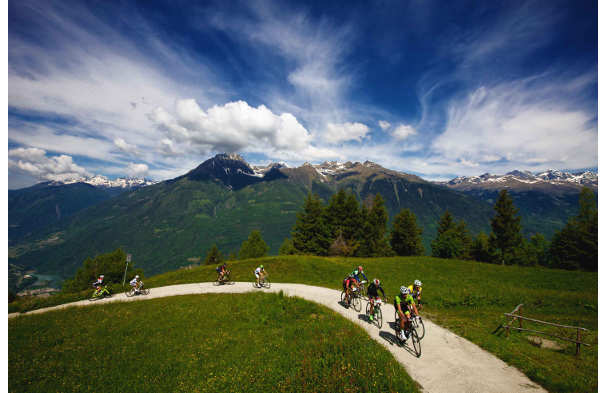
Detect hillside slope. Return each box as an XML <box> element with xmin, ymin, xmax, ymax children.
<box><xmin>10</xmin><ymin>154</ymin><xmax>496</xmax><ymax>279</ymax></box>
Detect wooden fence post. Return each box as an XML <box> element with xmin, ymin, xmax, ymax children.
<box><xmin>518</xmin><ymin>305</ymin><xmax>523</xmax><ymax>330</ymax></box>
<box><xmin>576</xmin><ymin>328</ymin><xmax>581</xmax><ymax>356</ymax></box>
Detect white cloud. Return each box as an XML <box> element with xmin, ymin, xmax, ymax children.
<box><xmin>114</xmin><ymin>138</ymin><xmax>139</xmax><ymax>155</ymax></box>
<box><xmin>324</xmin><ymin>122</ymin><xmax>370</xmax><ymax>144</ymax></box>
<box><xmin>8</xmin><ymin>148</ymin><xmax>90</xmax><ymax>182</ymax></box>
<box><xmin>126</xmin><ymin>163</ymin><xmax>149</xmax><ymax>178</ymax></box>
<box><xmin>378</xmin><ymin>120</ymin><xmax>391</xmax><ymax>131</ymax></box>
<box><xmin>392</xmin><ymin>124</ymin><xmax>417</xmax><ymax>140</ymax></box>
<box><xmin>149</xmin><ymin>99</ymin><xmax>313</xmax><ymax>155</ymax></box>
<box><xmin>432</xmin><ymin>79</ymin><xmax>597</xmax><ymax>171</ymax></box>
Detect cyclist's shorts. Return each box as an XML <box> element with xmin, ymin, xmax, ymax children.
<box><xmin>369</xmin><ymin>296</ymin><xmax>380</xmax><ymax>302</ymax></box>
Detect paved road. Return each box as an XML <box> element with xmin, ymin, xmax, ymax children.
<box><xmin>9</xmin><ymin>282</ymin><xmax>546</xmax><ymax>393</ymax></box>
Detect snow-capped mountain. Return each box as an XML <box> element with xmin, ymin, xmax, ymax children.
<box><xmin>58</xmin><ymin>175</ymin><xmax>156</xmax><ymax>189</ymax></box>
<box><xmin>443</xmin><ymin>169</ymin><xmax>597</xmax><ymax>191</ymax></box>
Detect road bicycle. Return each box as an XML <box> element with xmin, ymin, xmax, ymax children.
<box><xmin>125</xmin><ymin>282</ymin><xmax>150</xmax><ymax>297</ymax></box>
<box><xmin>252</xmin><ymin>276</ymin><xmax>271</xmax><ymax>289</ymax></box>
<box><xmin>90</xmin><ymin>285</ymin><xmax>112</xmax><ymax>301</ymax></box>
<box><xmin>340</xmin><ymin>287</ymin><xmax>361</xmax><ymax>311</ymax></box>
<box><xmin>365</xmin><ymin>297</ymin><xmax>384</xmax><ymax>328</ymax></box>
<box><xmin>214</xmin><ymin>270</ymin><xmax>234</xmax><ymax>286</ymax></box>
<box><xmin>394</xmin><ymin>310</ymin><xmax>421</xmax><ymax>357</ymax></box>
<box><xmin>411</xmin><ymin>313</ymin><xmax>425</xmax><ymax>340</ymax></box>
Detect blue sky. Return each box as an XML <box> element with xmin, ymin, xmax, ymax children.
<box><xmin>7</xmin><ymin>0</ymin><xmax>598</xmax><ymax>188</ymax></box>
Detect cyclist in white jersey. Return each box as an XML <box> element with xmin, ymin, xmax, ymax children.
<box><xmin>254</xmin><ymin>265</ymin><xmax>266</xmax><ymax>287</ymax></box>
<box><xmin>129</xmin><ymin>275</ymin><xmax>142</xmax><ymax>293</ymax></box>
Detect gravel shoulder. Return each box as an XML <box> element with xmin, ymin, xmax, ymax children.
<box><xmin>9</xmin><ymin>282</ymin><xmax>546</xmax><ymax>393</ymax></box>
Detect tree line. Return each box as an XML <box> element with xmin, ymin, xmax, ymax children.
<box><xmin>280</xmin><ymin>187</ymin><xmax>597</xmax><ymax>271</ymax></box>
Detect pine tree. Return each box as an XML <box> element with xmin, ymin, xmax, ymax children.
<box><xmin>390</xmin><ymin>208</ymin><xmax>424</xmax><ymax>256</ymax></box>
<box><xmin>325</xmin><ymin>189</ymin><xmax>348</xmax><ymax>239</ymax></box>
<box><xmin>471</xmin><ymin>232</ymin><xmax>492</xmax><ymax>262</ymax></box>
<box><xmin>548</xmin><ymin>187</ymin><xmax>597</xmax><ymax>270</ymax></box>
<box><xmin>238</xmin><ymin>230</ymin><xmax>269</xmax><ymax>260</ymax></box>
<box><xmin>431</xmin><ymin>211</ymin><xmax>471</xmax><ymax>259</ymax></box>
<box><xmin>357</xmin><ymin>194</ymin><xmax>392</xmax><ymax>256</ymax></box>
<box><xmin>291</xmin><ymin>193</ymin><xmax>331</xmax><ymax>255</ymax></box>
<box><xmin>204</xmin><ymin>244</ymin><xmax>223</xmax><ymax>265</ymax></box>
<box><xmin>489</xmin><ymin>190</ymin><xmax>523</xmax><ymax>265</ymax></box>
<box><xmin>279</xmin><ymin>238</ymin><xmax>297</xmax><ymax>255</ymax></box>
<box><xmin>342</xmin><ymin>192</ymin><xmax>363</xmax><ymax>242</ymax></box>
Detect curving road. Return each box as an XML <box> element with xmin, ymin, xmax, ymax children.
<box><xmin>9</xmin><ymin>282</ymin><xmax>546</xmax><ymax>393</ymax></box>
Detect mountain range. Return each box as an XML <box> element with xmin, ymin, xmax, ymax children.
<box><xmin>8</xmin><ymin>154</ymin><xmax>597</xmax><ymax>289</ymax></box>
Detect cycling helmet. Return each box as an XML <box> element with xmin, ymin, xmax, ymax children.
<box><xmin>373</xmin><ymin>278</ymin><xmax>380</xmax><ymax>286</ymax></box>
<box><xmin>358</xmin><ymin>265</ymin><xmax>363</xmax><ymax>272</ymax></box>
<box><xmin>100</xmin><ymin>275</ymin><xmax>104</xmax><ymax>278</ymax></box>
<box><xmin>414</xmin><ymin>279</ymin><xmax>422</xmax><ymax>287</ymax></box>
<box><xmin>400</xmin><ymin>285</ymin><xmax>408</xmax><ymax>294</ymax></box>
<box><xmin>260</xmin><ymin>265</ymin><xmax>264</xmax><ymax>269</ymax></box>
<box><xmin>135</xmin><ymin>275</ymin><xmax>140</xmax><ymax>279</ymax></box>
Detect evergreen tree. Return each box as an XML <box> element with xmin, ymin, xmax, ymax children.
<box><xmin>278</xmin><ymin>238</ymin><xmax>297</xmax><ymax>255</ymax></box>
<box><xmin>390</xmin><ymin>208</ymin><xmax>424</xmax><ymax>256</ymax></box>
<box><xmin>523</xmin><ymin>233</ymin><xmax>548</xmax><ymax>266</ymax></box>
<box><xmin>342</xmin><ymin>192</ymin><xmax>363</xmax><ymax>243</ymax></box>
<box><xmin>489</xmin><ymin>190</ymin><xmax>523</xmax><ymax>265</ymax></box>
<box><xmin>431</xmin><ymin>211</ymin><xmax>471</xmax><ymax>259</ymax></box>
<box><xmin>357</xmin><ymin>194</ymin><xmax>392</xmax><ymax>256</ymax></box>
<box><xmin>548</xmin><ymin>188</ymin><xmax>598</xmax><ymax>270</ymax></box>
<box><xmin>325</xmin><ymin>189</ymin><xmax>348</xmax><ymax>239</ymax></box>
<box><xmin>471</xmin><ymin>232</ymin><xmax>492</xmax><ymax>262</ymax></box>
<box><xmin>238</xmin><ymin>230</ymin><xmax>269</xmax><ymax>260</ymax></box>
<box><xmin>437</xmin><ymin>210</ymin><xmax>454</xmax><ymax>236</ymax></box>
<box><xmin>291</xmin><ymin>193</ymin><xmax>331</xmax><ymax>255</ymax></box>
<box><xmin>204</xmin><ymin>244</ymin><xmax>223</xmax><ymax>265</ymax></box>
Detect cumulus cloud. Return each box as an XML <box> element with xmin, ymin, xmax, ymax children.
<box><xmin>431</xmin><ymin>78</ymin><xmax>598</xmax><ymax>170</ymax></box>
<box><xmin>378</xmin><ymin>120</ymin><xmax>391</xmax><ymax>131</ymax></box>
<box><xmin>148</xmin><ymin>99</ymin><xmax>313</xmax><ymax>155</ymax></box>
<box><xmin>8</xmin><ymin>147</ymin><xmax>90</xmax><ymax>182</ymax></box>
<box><xmin>392</xmin><ymin>124</ymin><xmax>417</xmax><ymax>140</ymax></box>
<box><xmin>126</xmin><ymin>163</ymin><xmax>149</xmax><ymax>178</ymax></box>
<box><xmin>323</xmin><ymin>122</ymin><xmax>370</xmax><ymax>144</ymax></box>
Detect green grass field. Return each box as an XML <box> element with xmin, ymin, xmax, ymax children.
<box><xmin>10</xmin><ymin>255</ymin><xmax>598</xmax><ymax>392</ymax></box>
<box><xmin>9</xmin><ymin>292</ymin><xmax>419</xmax><ymax>393</ymax></box>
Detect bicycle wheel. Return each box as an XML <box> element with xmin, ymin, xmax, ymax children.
<box><xmin>125</xmin><ymin>288</ymin><xmax>135</xmax><ymax>297</ymax></box>
<box><xmin>414</xmin><ymin>317</ymin><xmax>425</xmax><ymax>340</ymax></box>
<box><xmin>262</xmin><ymin>279</ymin><xmax>271</xmax><ymax>289</ymax></box>
<box><xmin>376</xmin><ymin>307</ymin><xmax>383</xmax><ymax>329</ymax></box>
<box><xmin>352</xmin><ymin>295</ymin><xmax>361</xmax><ymax>312</ymax></box>
<box><xmin>410</xmin><ymin>328</ymin><xmax>421</xmax><ymax>357</ymax></box>
<box><xmin>252</xmin><ymin>281</ymin><xmax>259</xmax><ymax>288</ymax></box>
<box><xmin>340</xmin><ymin>290</ymin><xmax>348</xmax><ymax>307</ymax></box>
<box><xmin>141</xmin><ymin>288</ymin><xmax>150</xmax><ymax>295</ymax></box>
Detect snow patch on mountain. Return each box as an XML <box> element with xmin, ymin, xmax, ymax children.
<box><xmin>59</xmin><ymin>175</ymin><xmax>156</xmax><ymax>189</ymax></box>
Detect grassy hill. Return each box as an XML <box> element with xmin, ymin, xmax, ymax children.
<box><xmin>10</xmin><ymin>292</ymin><xmax>420</xmax><ymax>392</ymax></box>
<box><xmin>10</xmin><ymin>255</ymin><xmax>597</xmax><ymax>393</ymax></box>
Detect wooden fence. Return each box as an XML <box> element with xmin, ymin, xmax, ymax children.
<box><xmin>500</xmin><ymin>304</ymin><xmax>590</xmax><ymax>356</ymax></box>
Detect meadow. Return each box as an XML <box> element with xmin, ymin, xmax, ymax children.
<box><xmin>9</xmin><ymin>255</ymin><xmax>598</xmax><ymax>392</ymax></box>
<box><xmin>9</xmin><ymin>292</ymin><xmax>419</xmax><ymax>393</ymax></box>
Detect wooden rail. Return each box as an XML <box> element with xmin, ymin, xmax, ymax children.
<box><xmin>500</xmin><ymin>304</ymin><xmax>589</xmax><ymax>356</ymax></box>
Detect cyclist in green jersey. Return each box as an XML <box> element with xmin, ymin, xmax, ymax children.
<box><xmin>394</xmin><ymin>286</ymin><xmax>419</xmax><ymax>341</ymax></box>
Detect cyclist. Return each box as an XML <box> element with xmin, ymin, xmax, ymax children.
<box><xmin>394</xmin><ymin>286</ymin><xmax>419</xmax><ymax>341</ymax></box>
<box><xmin>254</xmin><ymin>265</ymin><xmax>266</xmax><ymax>287</ymax></box>
<box><xmin>350</xmin><ymin>265</ymin><xmax>368</xmax><ymax>290</ymax></box>
<box><xmin>408</xmin><ymin>279</ymin><xmax>423</xmax><ymax>310</ymax></box>
<box><xmin>342</xmin><ymin>274</ymin><xmax>358</xmax><ymax>307</ymax></box>
<box><xmin>129</xmin><ymin>275</ymin><xmax>142</xmax><ymax>293</ymax></box>
<box><xmin>92</xmin><ymin>274</ymin><xmax>105</xmax><ymax>295</ymax></box>
<box><xmin>367</xmin><ymin>278</ymin><xmax>386</xmax><ymax>321</ymax></box>
<box><xmin>216</xmin><ymin>263</ymin><xmax>228</xmax><ymax>281</ymax></box>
